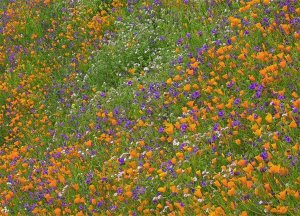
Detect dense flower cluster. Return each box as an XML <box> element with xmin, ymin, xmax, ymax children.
<box><xmin>0</xmin><ymin>0</ymin><xmax>299</xmax><ymax>215</ymax></box>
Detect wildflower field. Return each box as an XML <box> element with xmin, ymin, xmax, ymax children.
<box><xmin>0</xmin><ymin>0</ymin><xmax>299</xmax><ymax>215</ymax></box>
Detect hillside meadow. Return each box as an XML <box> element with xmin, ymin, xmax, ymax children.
<box><xmin>0</xmin><ymin>0</ymin><xmax>299</xmax><ymax>215</ymax></box>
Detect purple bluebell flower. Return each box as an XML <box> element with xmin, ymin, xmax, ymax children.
<box><xmin>213</xmin><ymin>123</ymin><xmax>219</xmax><ymax>131</ymax></box>
<box><xmin>177</xmin><ymin>38</ymin><xmax>184</xmax><ymax>45</ymax></box>
<box><xmin>186</xmin><ymin>33</ymin><xmax>191</xmax><ymax>39</ymax></box>
<box><xmin>260</xmin><ymin>151</ymin><xmax>268</xmax><ymax>160</ymax></box>
<box><xmin>191</xmin><ymin>90</ymin><xmax>200</xmax><ymax>99</ymax></box>
<box><xmin>234</xmin><ymin>98</ymin><xmax>241</xmax><ymax>105</ymax></box>
<box><xmin>249</xmin><ymin>83</ymin><xmax>257</xmax><ymax>90</ymax></box>
<box><xmin>178</xmin><ymin>55</ymin><xmax>183</xmax><ymax>64</ymax></box>
<box><xmin>158</xmin><ymin>127</ymin><xmax>164</xmax><ymax>133</ymax></box>
<box><xmin>180</xmin><ymin>123</ymin><xmax>188</xmax><ymax>132</ymax></box>
<box><xmin>285</xmin><ymin>136</ymin><xmax>291</xmax><ymax>143</ymax></box>
<box><xmin>118</xmin><ymin>158</ymin><xmax>125</xmax><ymax>165</ymax></box>
<box><xmin>218</xmin><ymin>110</ymin><xmax>225</xmax><ymax>117</ymax></box>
